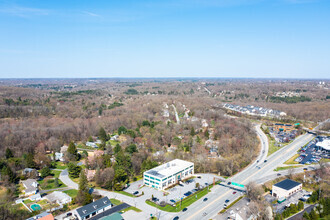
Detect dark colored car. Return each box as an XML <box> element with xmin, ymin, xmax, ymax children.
<box><xmin>170</xmin><ymin>199</ymin><xmax>176</xmax><ymax>203</ymax></box>
<box><xmin>66</xmin><ymin>213</ymin><xmax>72</xmax><ymax>216</ymax></box>
<box><xmin>227</xmin><ymin>182</ymin><xmax>231</xmax><ymax>185</ymax></box>
<box><xmin>182</xmin><ymin>208</ymin><xmax>188</xmax><ymax>212</ymax></box>
<box><xmin>277</xmin><ymin>173</ymin><xmax>281</xmax><ymax>176</ymax></box>
<box><xmin>256</xmin><ymin>160</ymin><xmax>259</xmax><ymax>163</ymax></box>
<box><xmin>133</xmin><ymin>191</ymin><xmax>139</xmax><ymax>195</ymax></box>
<box><xmin>264</xmin><ymin>160</ymin><xmax>267</xmax><ymax>162</ymax></box>
<box><xmin>203</xmin><ymin>198</ymin><xmax>208</xmax><ymax>201</ymax></box>
<box><xmin>233</xmin><ymin>191</ymin><xmax>237</xmax><ymax>194</ymax></box>
<box><xmin>173</xmin><ymin>216</ymin><xmax>179</xmax><ymax>220</ymax></box>
<box><xmin>303</xmin><ymin>168</ymin><xmax>308</xmax><ymax>170</ymax></box>
<box><xmin>225</xmin><ymin>199</ymin><xmax>230</xmax><ymax>203</ymax></box>
<box><xmin>197</xmin><ymin>176</ymin><xmax>201</xmax><ymax>179</ymax></box>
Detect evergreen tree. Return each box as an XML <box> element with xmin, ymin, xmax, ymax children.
<box><xmin>125</xmin><ymin>144</ymin><xmax>138</xmax><ymax>155</ymax></box>
<box><xmin>67</xmin><ymin>142</ymin><xmax>78</xmax><ymax>161</ymax></box>
<box><xmin>76</xmin><ymin>170</ymin><xmax>92</xmax><ymax>205</ymax></box>
<box><xmin>25</xmin><ymin>153</ymin><xmax>36</xmax><ymax>168</ymax></box>
<box><xmin>67</xmin><ymin>163</ymin><xmax>81</xmax><ymax>178</ymax></box>
<box><xmin>40</xmin><ymin>167</ymin><xmax>51</xmax><ymax>178</ymax></box>
<box><xmin>54</xmin><ymin>177</ymin><xmax>60</xmax><ymax>188</ymax></box>
<box><xmin>204</xmin><ymin>129</ymin><xmax>210</xmax><ymax>139</ymax></box>
<box><xmin>99</xmin><ymin>127</ymin><xmax>107</xmax><ymax>143</ymax></box>
<box><xmin>190</xmin><ymin>127</ymin><xmax>195</xmax><ymax>136</ymax></box>
<box><xmin>114</xmin><ymin>144</ymin><xmax>122</xmax><ymax>154</ymax></box>
<box><xmin>78</xmin><ymin>170</ymin><xmax>89</xmax><ymax>193</ymax></box>
<box><xmin>5</xmin><ymin>148</ymin><xmax>14</xmax><ymax>159</ymax></box>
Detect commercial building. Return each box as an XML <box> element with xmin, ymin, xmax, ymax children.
<box><xmin>272</xmin><ymin>179</ymin><xmax>302</xmax><ymax>199</ymax></box>
<box><xmin>76</xmin><ymin>197</ymin><xmax>112</xmax><ymax>220</ymax></box>
<box><xmin>143</xmin><ymin>159</ymin><xmax>194</xmax><ymax>190</ymax></box>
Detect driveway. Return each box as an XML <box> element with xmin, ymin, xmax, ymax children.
<box><xmin>59</xmin><ymin>169</ymin><xmax>78</xmax><ymax>189</ymax></box>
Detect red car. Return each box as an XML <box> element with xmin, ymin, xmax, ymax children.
<box><xmin>233</xmin><ymin>191</ymin><xmax>237</xmax><ymax>194</ymax></box>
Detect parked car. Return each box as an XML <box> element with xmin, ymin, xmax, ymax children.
<box><xmin>203</xmin><ymin>198</ymin><xmax>208</xmax><ymax>202</ymax></box>
<box><xmin>133</xmin><ymin>191</ymin><xmax>139</xmax><ymax>195</ymax></box>
<box><xmin>170</xmin><ymin>199</ymin><xmax>176</xmax><ymax>203</ymax></box>
<box><xmin>182</xmin><ymin>208</ymin><xmax>188</xmax><ymax>212</ymax></box>
<box><xmin>173</xmin><ymin>216</ymin><xmax>179</xmax><ymax>220</ymax></box>
<box><xmin>277</xmin><ymin>173</ymin><xmax>281</xmax><ymax>176</ymax></box>
<box><xmin>225</xmin><ymin>199</ymin><xmax>230</xmax><ymax>203</ymax></box>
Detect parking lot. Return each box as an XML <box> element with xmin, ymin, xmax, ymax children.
<box><xmin>124</xmin><ymin>173</ymin><xmax>219</xmax><ymax>205</ymax></box>
<box><xmin>296</xmin><ymin>136</ymin><xmax>330</xmax><ymax>165</ymax></box>
<box><xmin>265</xmin><ymin>189</ymin><xmax>310</xmax><ymax>213</ymax></box>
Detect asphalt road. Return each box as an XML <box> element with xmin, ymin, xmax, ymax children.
<box><xmin>58</xmin><ymin>126</ymin><xmax>315</xmax><ymax>220</ymax></box>
<box><xmin>176</xmin><ymin>129</ymin><xmax>314</xmax><ymax>220</ymax></box>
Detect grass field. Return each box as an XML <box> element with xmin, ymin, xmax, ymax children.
<box><xmin>51</xmin><ymin>170</ymin><xmax>62</xmax><ymax>178</ymax></box>
<box><xmin>64</xmin><ymin>189</ymin><xmax>78</xmax><ymax>198</ymax></box>
<box><xmin>145</xmin><ymin>187</ymin><xmax>211</xmax><ymax>212</ymax></box>
<box><xmin>274</xmin><ymin>165</ymin><xmax>302</xmax><ymax>171</ymax></box>
<box><xmin>284</xmin><ymin>154</ymin><xmax>300</xmax><ymax>165</ymax></box>
<box><xmin>110</xmin><ymin>198</ymin><xmax>123</xmax><ymax>205</ymax></box>
<box><xmin>38</xmin><ymin>178</ymin><xmax>66</xmax><ymax>189</ymax></box>
<box><xmin>55</xmin><ymin>162</ymin><xmax>67</xmax><ymax>170</ymax></box>
<box><xmin>115</xmin><ymin>191</ymin><xmax>136</xmax><ymax>197</ymax></box>
<box><xmin>121</xmin><ymin>206</ymin><xmax>142</xmax><ymax>213</ymax></box>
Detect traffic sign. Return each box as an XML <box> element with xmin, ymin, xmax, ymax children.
<box><xmin>231</xmin><ymin>182</ymin><xmax>244</xmax><ymax>188</ymax></box>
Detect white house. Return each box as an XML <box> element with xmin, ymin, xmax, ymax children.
<box><xmin>45</xmin><ymin>191</ymin><xmax>72</xmax><ymax>205</ymax></box>
<box><xmin>143</xmin><ymin>159</ymin><xmax>194</xmax><ymax>190</ymax></box>
<box><xmin>272</xmin><ymin>179</ymin><xmax>302</xmax><ymax>199</ymax></box>
<box><xmin>22</xmin><ymin>179</ymin><xmax>39</xmax><ymax>196</ymax></box>
<box><xmin>86</xmin><ymin>142</ymin><xmax>98</xmax><ymax>148</ymax></box>
<box><xmin>55</xmin><ymin>152</ymin><xmax>64</xmax><ymax>161</ymax></box>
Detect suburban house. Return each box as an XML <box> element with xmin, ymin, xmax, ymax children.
<box><xmin>143</xmin><ymin>159</ymin><xmax>194</xmax><ymax>190</ymax></box>
<box><xmin>30</xmin><ymin>193</ymin><xmax>41</xmax><ymax>201</ymax></box>
<box><xmin>76</xmin><ymin>197</ymin><xmax>112</xmax><ymax>220</ymax></box>
<box><xmin>272</xmin><ymin>179</ymin><xmax>302</xmax><ymax>199</ymax></box>
<box><xmin>26</xmin><ymin>212</ymin><xmax>54</xmax><ymax>220</ymax></box>
<box><xmin>55</xmin><ymin>152</ymin><xmax>64</xmax><ymax>161</ymax></box>
<box><xmin>22</xmin><ymin>168</ymin><xmax>39</xmax><ymax>177</ymax></box>
<box><xmin>22</xmin><ymin>179</ymin><xmax>39</xmax><ymax>196</ymax></box>
<box><xmin>86</xmin><ymin>142</ymin><xmax>98</xmax><ymax>148</ymax></box>
<box><xmin>45</xmin><ymin>191</ymin><xmax>72</xmax><ymax>205</ymax></box>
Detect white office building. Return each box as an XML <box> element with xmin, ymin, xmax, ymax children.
<box><xmin>272</xmin><ymin>179</ymin><xmax>302</xmax><ymax>199</ymax></box>
<box><xmin>143</xmin><ymin>159</ymin><xmax>194</xmax><ymax>190</ymax></box>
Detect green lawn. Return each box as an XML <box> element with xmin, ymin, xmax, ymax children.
<box><xmin>110</xmin><ymin>198</ymin><xmax>123</xmax><ymax>206</ymax></box>
<box><xmin>109</xmin><ymin>140</ymin><xmax>120</xmax><ymax>146</ymax></box>
<box><xmin>219</xmin><ymin>196</ymin><xmax>244</xmax><ymax>213</ymax></box>
<box><xmin>63</xmin><ymin>189</ymin><xmax>78</xmax><ymax>198</ymax></box>
<box><xmin>274</xmin><ymin>165</ymin><xmax>302</xmax><ymax>171</ymax></box>
<box><xmin>55</xmin><ymin>162</ymin><xmax>67</xmax><ymax>170</ymax></box>
<box><xmin>51</xmin><ymin>170</ymin><xmax>62</xmax><ymax>178</ymax></box>
<box><xmin>38</xmin><ymin>178</ymin><xmax>66</xmax><ymax>190</ymax></box>
<box><xmin>145</xmin><ymin>187</ymin><xmax>211</xmax><ymax>212</ymax></box>
<box><xmin>284</xmin><ymin>154</ymin><xmax>300</xmax><ymax>165</ymax></box>
<box><xmin>121</xmin><ymin>206</ymin><xmax>142</xmax><ymax>213</ymax></box>
<box><xmin>115</xmin><ymin>191</ymin><xmax>135</xmax><ymax>197</ymax></box>
<box><xmin>23</xmin><ymin>199</ymin><xmax>33</xmax><ymax>204</ymax></box>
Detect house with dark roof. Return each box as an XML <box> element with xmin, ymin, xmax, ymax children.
<box><xmin>272</xmin><ymin>179</ymin><xmax>302</xmax><ymax>199</ymax></box>
<box><xmin>76</xmin><ymin>197</ymin><xmax>112</xmax><ymax>220</ymax></box>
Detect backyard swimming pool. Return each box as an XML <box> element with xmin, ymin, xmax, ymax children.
<box><xmin>30</xmin><ymin>204</ymin><xmax>42</xmax><ymax>211</ymax></box>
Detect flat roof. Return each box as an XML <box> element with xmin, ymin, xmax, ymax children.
<box><xmin>76</xmin><ymin>197</ymin><xmax>111</xmax><ymax>218</ymax></box>
<box><xmin>273</xmin><ymin>179</ymin><xmax>301</xmax><ymax>190</ymax></box>
<box><xmin>144</xmin><ymin>159</ymin><xmax>193</xmax><ymax>178</ymax></box>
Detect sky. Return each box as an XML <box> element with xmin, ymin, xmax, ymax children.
<box><xmin>0</xmin><ymin>0</ymin><xmax>329</xmax><ymax>78</ymax></box>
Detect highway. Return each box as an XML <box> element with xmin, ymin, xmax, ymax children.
<box><xmin>173</xmin><ymin>127</ymin><xmax>314</xmax><ymax>220</ymax></box>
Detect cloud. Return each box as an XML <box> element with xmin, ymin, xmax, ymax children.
<box><xmin>0</xmin><ymin>5</ymin><xmax>49</xmax><ymax>17</ymax></box>
<box><xmin>82</xmin><ymin>11</ymin><xmax>101</xmax><ymax>17</ymax></box>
